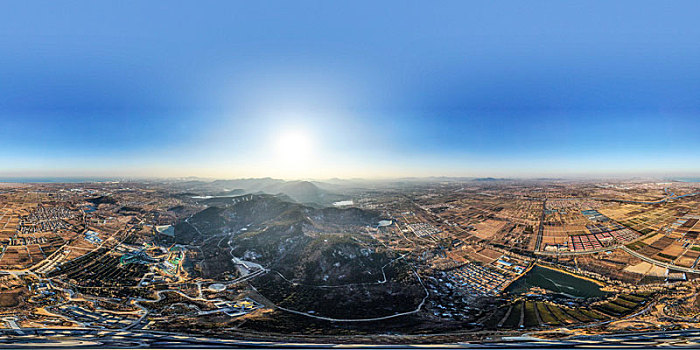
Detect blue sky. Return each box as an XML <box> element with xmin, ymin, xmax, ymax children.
<box><xmin>1</xmin><ymin>1</ymin><xmax>699</xmax><ymax>178</ymax></box>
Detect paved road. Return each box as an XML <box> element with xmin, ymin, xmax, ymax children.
<box><xmin>535</xmin><ymin>246</ymin><xmax>616</xmax><ymax>256</ymax></box>
<box><xmin>572</xmin><ymin>190</ymin><xmax>699</xmax><ymax>205</ymax></box>
<box><xmin>534</xmin><ymin>199</ymin><xmax>546</xmax><ymax>252</ymax></box>
<box><xmin>267</xmin><ymin>263</ymin><xmax>430</xmax><ymax>323</ymax></box>
<box><xmin>622</xmin><ymin>245</ymin><xmax>700</xmax><ymax>274</ymax></box>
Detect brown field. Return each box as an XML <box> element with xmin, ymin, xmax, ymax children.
<box><xmin>660</xmin><ymin>243</ymin><xmax>685</xmax><ymax>259</ymax></box>
<box><xmin>677</xmin><ymin>250</ymin><xmax>700</xmax><ymax>268</ymax></box>
<box><xmin>0</xmin><ymin>247</ymin><xmax>31</xmax><ymax>268</ymax></box>
<box><xmin>473</xmin><ymin>219</ymin><xmax>507</xmax><ymax>240</ymax></box>
<box><xmin>0</xmin><ymin>287</ymin><xmax>26</xmax><ymax>308</ymax></box>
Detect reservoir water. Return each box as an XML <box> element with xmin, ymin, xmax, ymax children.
<box><xmin>505</xmin><ymin>265</ymin><xmax>608</xmax><ymax>299</ymax></box>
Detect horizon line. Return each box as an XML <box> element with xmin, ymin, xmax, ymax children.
<box><xmin>1</xmin><ymin>175</ymin><xmax>699</xmax><ymax>184</ymax></box>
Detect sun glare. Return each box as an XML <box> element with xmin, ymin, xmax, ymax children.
<box><xmin>274</xmin><ymin>129</ymin><xmax>314</xmax><ymax>163</ymax></box>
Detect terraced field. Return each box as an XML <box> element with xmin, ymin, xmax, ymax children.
<box><xmin>481</xmin><ymin>292</ymin><xmax>651</xmax><ymax>330</ymax></box>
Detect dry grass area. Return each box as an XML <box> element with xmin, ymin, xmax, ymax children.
<box><xmin>469</xmin><ymin>247</ymin><xmax>501</xmax><ymax>264</ymax></box>
<box><xmin>648</xmin><ymin>265</ymin><xmax>667</xmax><ymax>277</ymax></box>
<box><xmin>0</xmin><ymin>287</ymin><xmax>26</xmax><ymax>308</ymax></box>
<box><xmin>0</xmin><ymin>183</ymin><xmax>29</xmax><ymax>188</ymax></box>
<box><xmin>624</xmin><ymin>261</ymin><xmax>654</xmax><ymax>275</ymax></box>
<box><xmin>446</xmin><ymin>250</ymin><xmax>468</xmax><ymax>263</ymax></box>
<box><xmin>676</xmin><ymin>256</ymin><xmax>696</xmax><ymax>268</ymax></box>
<box><xmin>473</xmin><ymin>219</ymin><xmax>507</xmax><ymax>240</ymax></box>
<box><xmin>678</xmin><ymin>250</ymin><xmax>700</xmax><ymax>268</ymax></box>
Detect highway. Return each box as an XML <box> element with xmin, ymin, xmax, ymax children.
<box><xmin>621</xmin><ymin>245</ymin><xmax>700</xmax><ymax>274</ymax></box>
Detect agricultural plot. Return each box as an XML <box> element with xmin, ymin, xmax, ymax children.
<box><xmin>48</xmin><ymin>248</ymin><xmax>148</xmax><ymax>289</ymax></box>
<box><xmin>0</xmin><ymin>246</ymin><xmax>32</xmax><ymax>268</ymax></box>
<box><xmin>481</xmin><ymin>300</ymin><xmax>618</xmax><ymax>330</ymax></box>
<box><xmin>677</xmin><ymin>250</ymin><xmax>700</xmax><ymax>268</ymax></box>
<box><xmin>593</xmin><ymin>293</ymin><xmax>649</xmax><ymax>317</ymax></box>
<box><xmin>501</xmin><ymin>301</ymin><xmax>523</xmax><ymax>328</ymax></box>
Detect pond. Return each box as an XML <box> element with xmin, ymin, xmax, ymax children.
<box><xmin>505</xmin><ymin>265</ymin><xmax>608</xmax><ymax>299</ymax></box>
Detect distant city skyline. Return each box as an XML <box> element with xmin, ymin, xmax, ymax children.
<box><xmin>2</xmin><ymin>1</ymin><xmax>700</xmax><ymax>179</ymax></box>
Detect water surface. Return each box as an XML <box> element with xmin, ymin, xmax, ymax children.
<box><xmin>505</xmin><ymin>265</ymin><xmax>608</xmax><ymax>298</ymax></box>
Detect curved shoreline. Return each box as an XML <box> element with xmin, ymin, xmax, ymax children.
<box><xmin>532</xmin><ymin>263</ymin><xmax>606</xmax><ymax>287</ymax></box>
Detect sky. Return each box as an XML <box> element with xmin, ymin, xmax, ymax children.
<box><xmin>1</xmin><ymin>1</ymin><xmax>700</xmax><ymax>179</ymax></box>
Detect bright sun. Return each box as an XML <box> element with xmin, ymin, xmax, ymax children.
<box><xmin>274</xmin><ymin>129</ymin><xmax>314</xmax><ymax>163</ymax></box>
